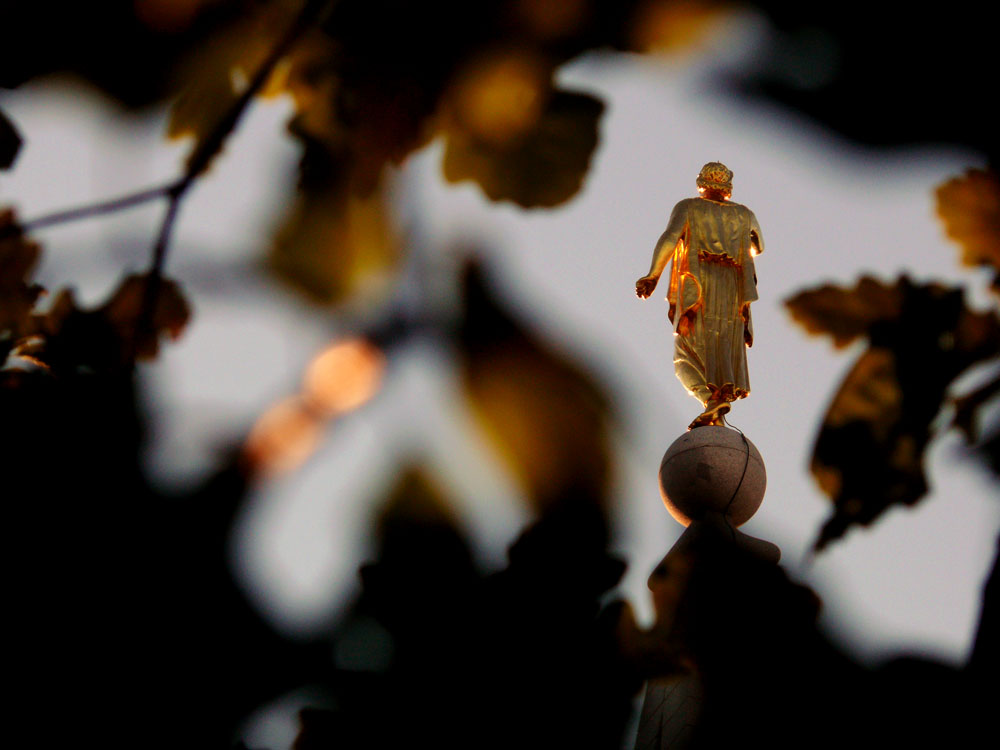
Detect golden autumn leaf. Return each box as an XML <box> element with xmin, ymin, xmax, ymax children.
<box><xmin>100</xmin><ymin>273</ymin><xmax>192</xmax><ymax>359</ymax></box>
<box><xmin>269</xmin><ymin>1</ymin><xmax>654</xmax><ymax>204</ymax></box>
<box><xmin>785</xmin><ymin>276</ymin><xmax>902</xmax><ymax>348</ymax></box>
<box><xmin>628</xmin><ymin>0</ymin><xmax>729</xmax><ymax>54</ymax></box>
<box><xmin>269</xmin><ymin>176</ymin><xmax>397</xmax><ymax>304</ymax></box>
<box><xmin>446</xmin><ymin>49</ymin><xmax>550</xmax><ymax>146</ymax></box>
<box><xmin>788</xmin><ymin>276</ymin><xmax>1000</xmax><ymax>549</ymax></box>
<box><xmin>166</xmin><ymin>1</ymin><xmax>297</xmax><ymax>173</ymax></box>
<box><xmin>457</xmin><ymin>261</ymin><xmax>612</xmax><ymax>511</ymax></box>
<box><xmin>936</xmin><ymin>168</ymin><xmax>1000</xmax><ymax>284</ymax></box>
<box><xmin>443</xmin><ymin>90</ymin><xmax>604</xmax><ymax>208</ymax></box>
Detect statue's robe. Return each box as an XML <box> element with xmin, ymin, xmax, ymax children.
<box><xmin>653</xmin><ymin>197</ymin><xmax>763</xmax><ymax>406</ymax></box>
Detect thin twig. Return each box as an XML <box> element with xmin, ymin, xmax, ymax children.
<box><xmin>133</xmin><ymin>0</ymin><xmax>335</xmax><ymax>362</ymax></box>
<box><xmin>1</xmin><ymin>180</ymin><xmax>180</xmax><ymax>238</ymax></box>
<box><xmin>148</xmin><ymin>0</ymin><xmax>331</xmax><ymax>269</ymax></box>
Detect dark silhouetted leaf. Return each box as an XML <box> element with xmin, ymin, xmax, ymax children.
<box><xmin>443</xmin><ymin>90</ymin><xmax>604</xmax><ymax>207</ymax></box>
<box><xmin>2</xmin><ymin>3</ymin><xmax>242</xmax><ymax>106</ymax></box>
<box><xmin>936</xmin><ymin>168</ymin><xmax>1000</xmax><ymax>289</ymax></box>
<box><xmin>788</xmin><ymin>276</ymin><xmax>1000</xmax><ymax>549</ymax></box>
<box><xmin>36</xmin><ymin>273</ymin><xmax>191</xmax><ymax>373</ymax></box>
<box><xmin>0</xmin><ymin>107</ymin><xmax>21</xmax><ymax>169</ymax></box>
<box><xmin>458</xmin><ymin>261</ymin><xmax>612</xmax><ymax>510</ymax></box>
<box><xmin>0</xmin><ymin>209</ymin><xmax>44</xmax><ymax>344</ymax></box>
<box><xmin>724</xmin><ymin>9</ymin><xmax>995</xmax><ymax>159</ymax></box>
<box><xmin>360</xmin><ymin>466</ymin><xmax>476</xmax><ymax>630</ymax></box>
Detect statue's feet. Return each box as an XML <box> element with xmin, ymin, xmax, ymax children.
<box><xmin>688</xmin><ymin>401</ymin><xmax>730</xmax><ymax>430</ymax></box>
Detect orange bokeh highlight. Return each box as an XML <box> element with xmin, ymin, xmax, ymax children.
<box><xmin>303</xmin><ymin>338</ymin><xmax>386</xmax><ymax>417</ymax></box>
<box><xmin>244</xmin><ymin>396</ymin><xmax>322</xmax><ymax>475</ymax></box>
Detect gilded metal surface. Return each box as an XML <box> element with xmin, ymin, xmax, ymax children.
<box><xmin>635</xmin><ymin>164</ymin><xmax>763</xmax><ymax>428</ymax></box>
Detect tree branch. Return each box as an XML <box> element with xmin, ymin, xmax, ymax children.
<box><xmin>0</xmin><ymin>180</ymin><xmax>179</xmax><ymax>239</ymax></box>
<box><xmin>133</xmin><ymin>0</ymin><xmax>335</xmax><ymax>362</ymax></box>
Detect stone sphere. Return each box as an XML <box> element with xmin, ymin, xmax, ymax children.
<box><xmin>658</xmin><ymin>426</ymin><xmax>766</xmax><ymax>527</ymax></box>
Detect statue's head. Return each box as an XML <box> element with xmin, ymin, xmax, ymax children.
<box><xmin>696</xmin><ymin>161</ymin><xmax>733</xmax><ymax>198</ymax></box>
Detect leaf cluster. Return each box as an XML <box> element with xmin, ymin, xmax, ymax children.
<box><xmin>787</xmin><ymin>169</ymin><xmax>1000</xmax><ymax>549</ymax></box>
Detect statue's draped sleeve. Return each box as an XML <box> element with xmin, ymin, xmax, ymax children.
<box><xmin>647</xmin><ymin>199</ymin><xmax>698</xmax><ymax>325</ymax></box>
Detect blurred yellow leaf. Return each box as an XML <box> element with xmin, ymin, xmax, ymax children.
<box><xmin>443</xmin><ymin>90</ymin><xmax>604</xmax><ymax>208</ymax></box>
<box><xmin>269</xmin><ymin>178</ymin><xmax>397</xmax><ymax>304</ymax></box>
<box><xmin>629</xmin><ymin>0</ymin><xmax>729</xmax><ymax>54</ymax></box>
<box><xmin>785</xmin><ymin>276</ymin><xmax>902</xmax><ymax>348</ymax></box>
<box><xmin>458</xmin><ymin>262</ymin><xmax>611</xmax><ymax>511</ymax></box>
<box><xmin>100</xmin><ymin>273</ymin><xmax>192</xmax><ymax>359</ymax></box>
<box><xmin>936</xmin><ymin>168</ymin><xmax>1000</xmax><ymax>284</ymax></box>
<box><xmin>447</xmin><ymin>49</ymin><xmax>549</xmax><ymax>146</ymax></box>
<box><xmin>821</xmin><ymin>347</ymin><xmax>901</xmax><ymax>436</ymax></box>
<box><xmin>167</xmin><ymin>0</ymin><xmax>301</xmax><ymax>173</ymax></box>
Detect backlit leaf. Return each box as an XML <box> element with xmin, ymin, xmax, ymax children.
<box><xmin>785</xmin><ymin>276</ymin><xmax>902</xmax><ymax>348</ymax></box>
<box><xmin>100</xmin><ymin>274</ymin><xmax>192</xmax><ymax>359</ymax></box>
<box><xmin>458</xmin><ymin>261</ymin><xmax>612</xmax><ymax>511</ymax></box>
<box><xmin>268</xmin><ymin>174</ymin><xmax>397</xmax><ymax>304</ymax></box>
<box><xmin>167</xmin><ymin>1</ymin><xmax>300</xmax><ymax>174</ymax></box>
<box><xmin>628</xmin><ymin>0</ymin><xmax>729</xmax><ymax>53</ymax></box>
<box><xmin>442</xmin><ymin>90</ymin><xmax>604</xmax><ymax>208</ymax></box>
<box><xmin>936</xmin><ymin>168</ymin><xmax>1000</xmax><ymax>286</ymax></box>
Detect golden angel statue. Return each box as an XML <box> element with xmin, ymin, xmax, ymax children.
<box><xmin>636</xmin><ymin>162</ymin><xmax>763</xmax><ymax>429</ymax></box>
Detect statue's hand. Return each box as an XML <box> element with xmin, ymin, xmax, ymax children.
<box><xmin>635</xmin><ymin>275</ymin><xmax>658</xmax><ymax>299</ymax></box>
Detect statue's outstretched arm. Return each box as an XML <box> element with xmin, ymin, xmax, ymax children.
<box><xmin>636</xmin><ymin>203</ymin><xmax>687</xmax><ymax>299</ymax></box>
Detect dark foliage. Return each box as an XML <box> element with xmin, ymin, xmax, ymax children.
<box><xmin>725</xmin><ymin>3</ymin><xmax>997</xmax><ymax>161</ymax></box>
